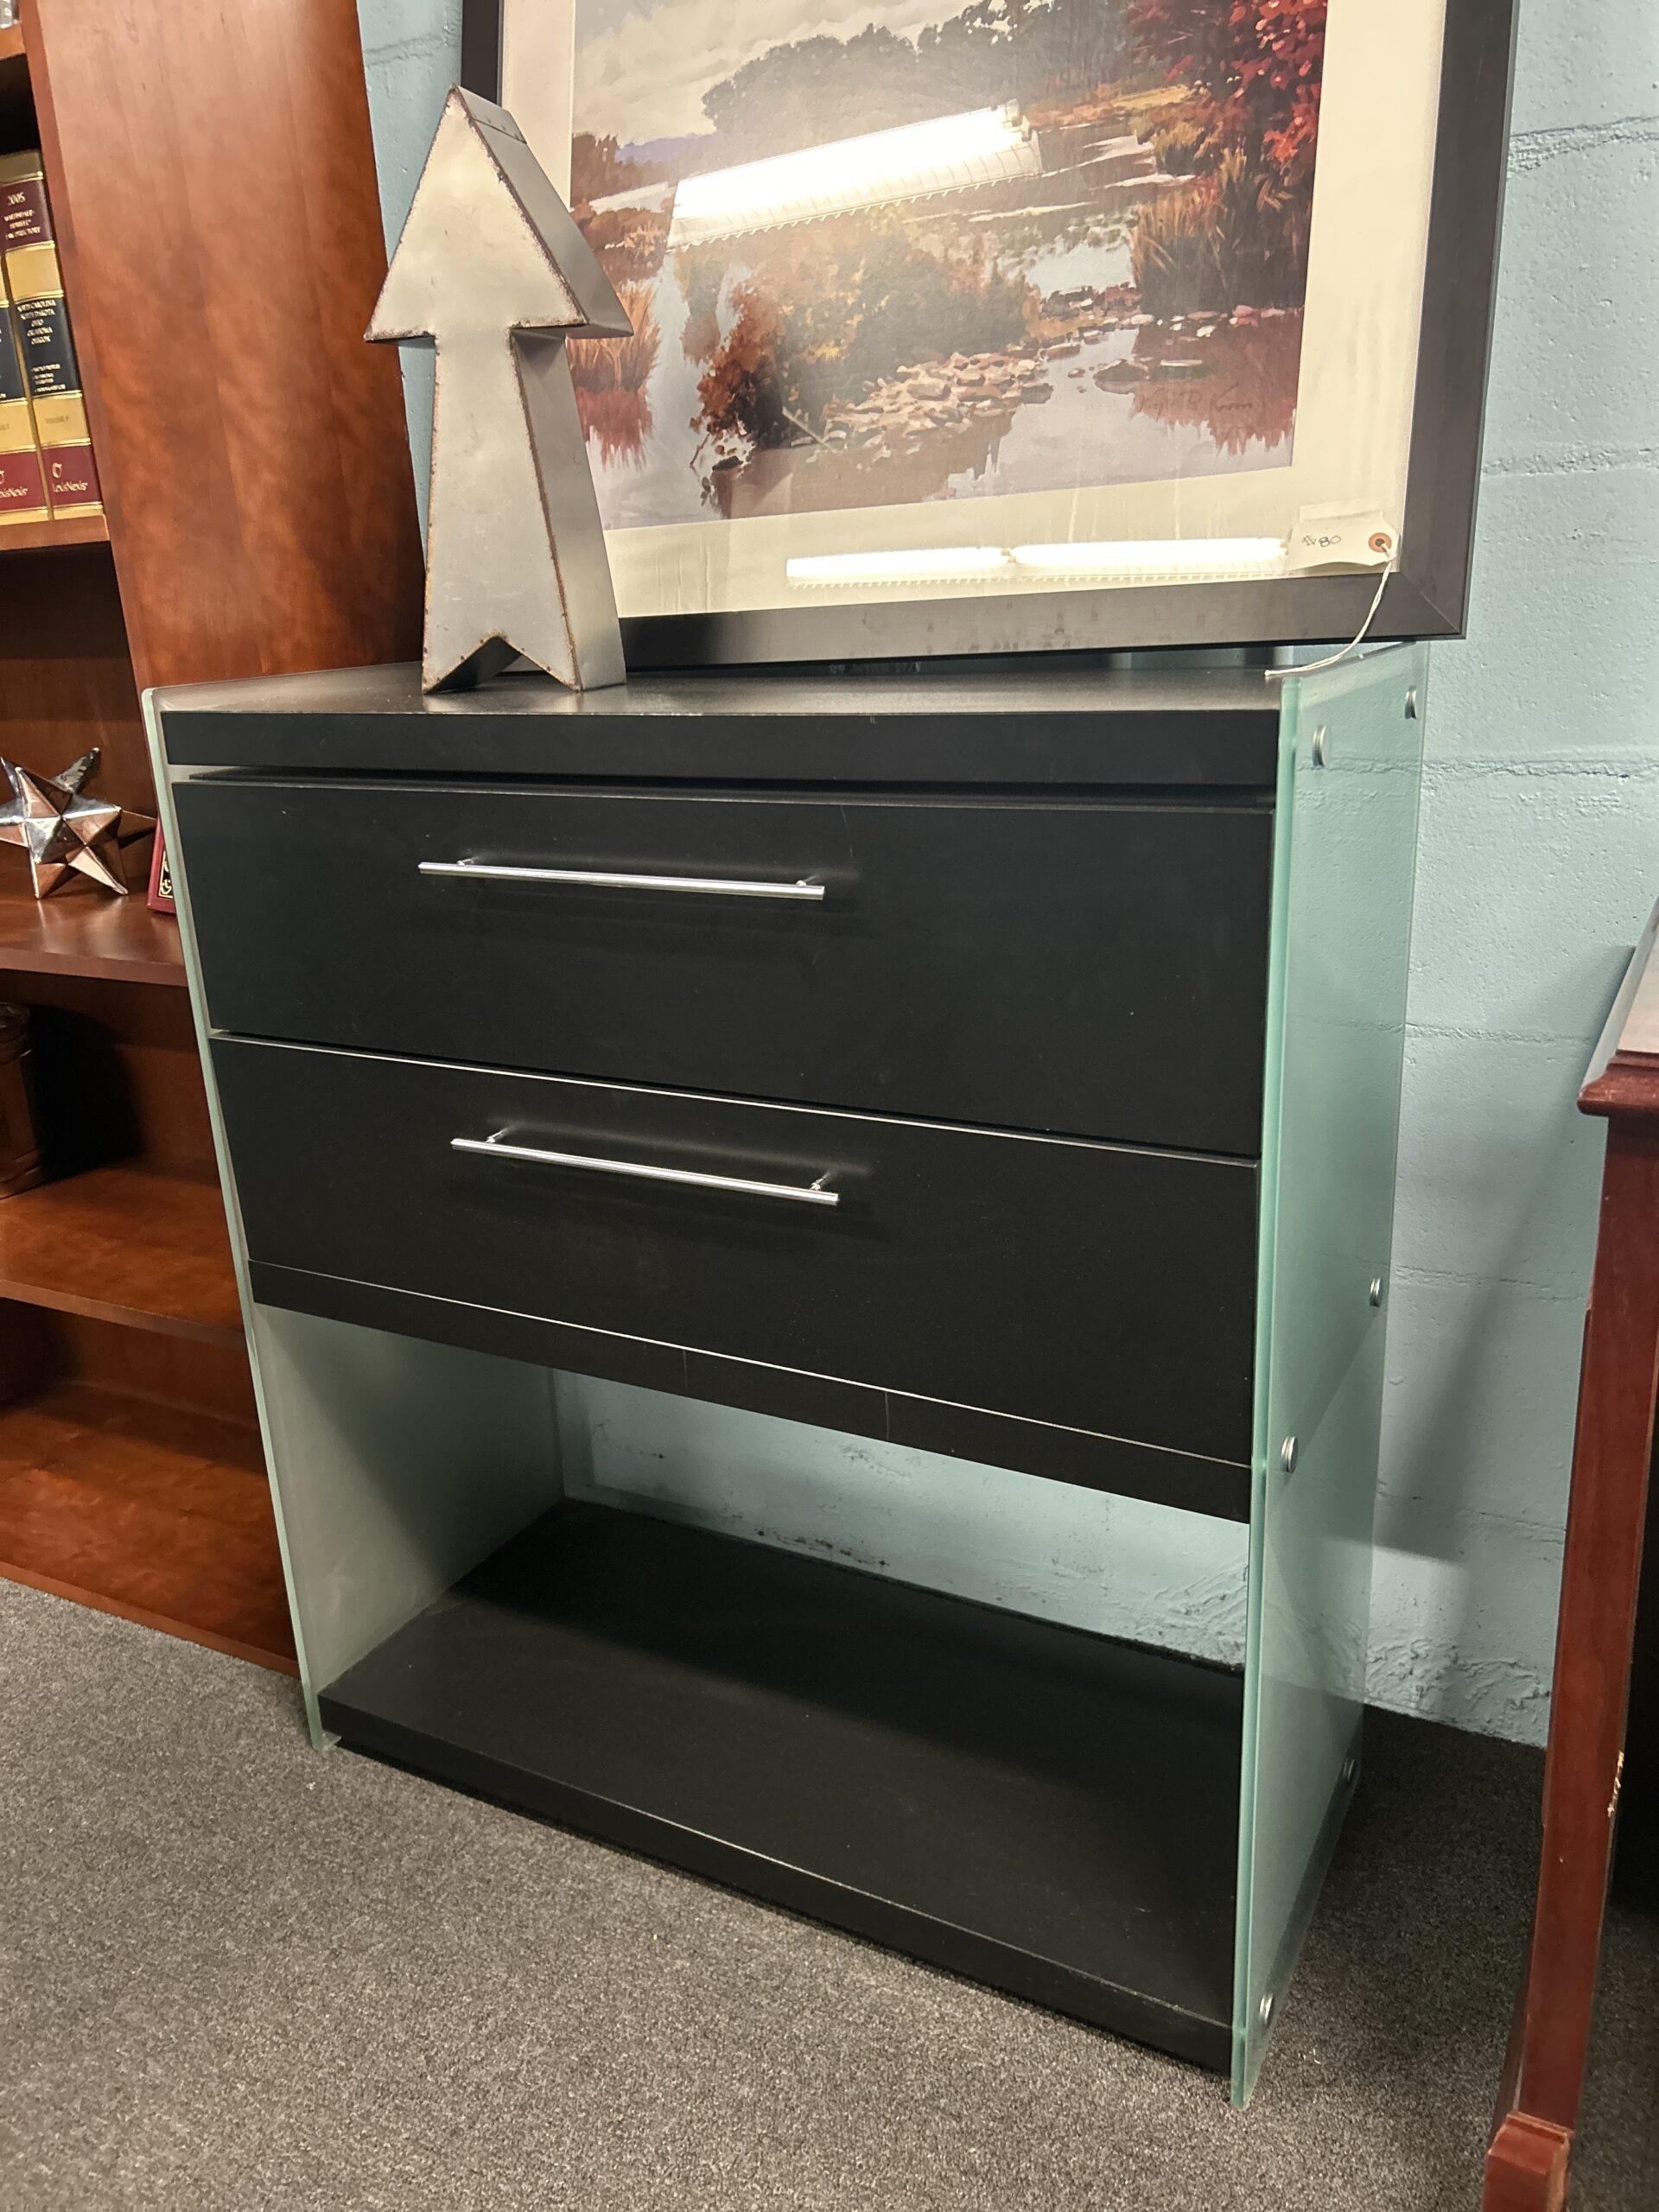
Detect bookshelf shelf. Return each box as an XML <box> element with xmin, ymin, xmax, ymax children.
<box><xmin>0</xmin><ymin>22</ymin><xmax>24</xmax><ymax>69</ymax></box>
<box><xmin>0</xmin><ymin>1379</ymin><xmax>296</xmax><ymax>1671</ymax></box>
<box><xmin>0</xmin><ymin>512</ymin><xmax>111</xmax><ymax>553</ymax></box>
<box><xmin>0</xmin><ymin>882</ymin><xmax>185</xmax><ymax>984</ymax></box>
<box><xmin>0</xmin><ymin>1163</ymin><xmax>244</xmax><ymax>1344</ymax></box>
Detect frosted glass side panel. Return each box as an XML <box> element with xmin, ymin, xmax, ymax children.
<box><xmin>1234</xmin><ymin>646</ymin><xmax>1427</xmax><ymax>2101</ymax></box>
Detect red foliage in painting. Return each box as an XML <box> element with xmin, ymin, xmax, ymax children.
<box><xmin>1128</xmin><ymin>1</ymin><xmax>1325</xmax><ymax>188</ymax></box>
<box><xmin>697</xmin><ymin>286</ymin><xmax>792</xmax><ymax>454</ymax></box>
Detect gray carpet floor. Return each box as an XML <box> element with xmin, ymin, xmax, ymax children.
<box><xmin>1</xmin><ymin>1580</ymin><xmax>1655</xmax><ymax>2212</ymax></box>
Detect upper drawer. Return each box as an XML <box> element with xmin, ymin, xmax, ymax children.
<box><xmin>175</xmin><ymin>779</ymin><xmax>1273</xmax><ymax>1154</ymax></box>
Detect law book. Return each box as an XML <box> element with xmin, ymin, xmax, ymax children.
<box><xmin>0</xmin><ymin>149</ymin><xmax>51</xmax><ymax>256</ymax></box>
<box><xmin>3</xmin><ymin>216</ymin><xmax>104</xmax><ymax>521</ymax></box>
<box><xmin>0</xmin><ymin>295</ymin><xmax>48</xmax><ymax>527</ymax></box>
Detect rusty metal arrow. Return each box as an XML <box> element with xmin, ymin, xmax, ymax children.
<box><xmin>367</xmin><ymin>87</ymin><xmax>632</xmax><ymax>693</ymax></box>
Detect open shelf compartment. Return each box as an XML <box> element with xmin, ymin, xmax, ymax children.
<box><xmin>0</xmin><ymin>1309</ymin><xmax>292</xmax><ymax>1669</ymax></box>
<box><xmin>321</xmin><ymin>1497</ymin><xmax>1242</xmax><ymax>2070</ymax></box>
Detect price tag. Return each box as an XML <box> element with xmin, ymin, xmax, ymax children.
<box><xmin>1287</xmin><ymin>507</ymin><xmax>1399</xmax><ymax>573</ymax></box>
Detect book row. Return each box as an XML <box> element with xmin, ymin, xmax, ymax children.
<box><xmin>0</xmin><ymin>147</ymin><xmax>103</xmax><ymax>526</ymax></box>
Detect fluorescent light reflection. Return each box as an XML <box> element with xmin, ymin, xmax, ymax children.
<box><xmin>669</xmin><ymin>106</ymin><xmax>1041</xmax><ymax>249</ymax></box>
<box><xmin>1017</xmin><ymin>536</ymin><xmax>1286</xmax><ymax>577</ymax></box>
<box><xmin>786</xmin><ymin>537</ymin><xmax>1288</xmax><ymax>589</ymax></box>
<box><xmin>787</xmin><ymin>546</ymin><xmax>1014</xmax><ymax>585</ymax></box>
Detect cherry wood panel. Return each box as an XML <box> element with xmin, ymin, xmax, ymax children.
<box><xmin>49</xmin><ymin>1310</ymin><xmax>258</xmax><ymax>1426</ymax></box>
<box><xmin>0</xmin><ymin>884</ymin><xmax>184</xmax><ymax>987</ymax></box>
<box><xmin>0</xmin><ymin>515</ymin><xmax>110</xmax><ymax>554</ymax></box>
<box><xmin>26</xmin><ymin>0</ymin><xmax>423</xmax><ymax>692</ymax></box>
<box><xmin>0</xmin><ymin>1165</ymin><xmax>241</xmax><ymax>1344</ymax></box>
<box><xmin>0</xmin><ymin>1304</ymin><xmax>257</xmax><ymax>1443</ymax></box>
<box><xmin>0</xmin><ymin>547</ymin><xmax>146</xmax><ymax>810</ymax></box>
<box><xmin>0</xmin><ymin>1371</ymin><xmax>293</xmax><ymax>1669</ymax></box>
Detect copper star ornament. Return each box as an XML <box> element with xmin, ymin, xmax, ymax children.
<box><xmin>0</xmin><ymin>750</ymin><xmax>156</xmax><ymax>898</ymax></box>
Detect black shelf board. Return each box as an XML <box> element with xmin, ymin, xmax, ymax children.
<box><xmin>321</xmin><ymin>1499</ymin><xmax>1243</xmax><ymax>2069</ymax></box>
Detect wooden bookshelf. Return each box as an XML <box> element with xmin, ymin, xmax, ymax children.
<box><xmin>0</xmin><ymin>1164</ymin><xmax>242</xmax><ymax>1344</ymax></box>
<box><xmin>0</xmin><ymin>512</ymin><xmax>108</xmax><ymax>553</ymax></box>
<box><xmin>0</xmin><ymin>884</ymin><xmax>185</xmax><ymax>985</ymax></box>
<box><xmin>0</xmin><ymin>0</ymin><xmax>422</xmax><ymax>1671</ymax></box>
<box><xmin>0</xmin><ymin>1376</ymin><xmax>295</xmax><ymax>1670</ymax></box>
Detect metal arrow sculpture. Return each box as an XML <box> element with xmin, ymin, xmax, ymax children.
<box><xmin>367</xmin><ymin>88</ymin><xmax>634</xmax><ymax>694</ymax></box>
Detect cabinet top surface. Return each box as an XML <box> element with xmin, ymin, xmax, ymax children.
<box><xmin>156</xmin><ymin>659</ymin><xmax>1281</xmax><ymax>722</ymax></box>
<box><xmin>154</xmin><ymin>661</ymin><xmax>1285</xmax><ymax>789</ymax></box>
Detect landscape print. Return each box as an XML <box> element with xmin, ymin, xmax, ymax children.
<box><xmin>568</xmin><ymin>1</ymin><xmax>1325</xmax><ymax>529</ymax></box>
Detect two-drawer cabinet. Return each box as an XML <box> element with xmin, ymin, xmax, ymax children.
<box><xmin>151</xmin><ymin>652</ymin><xmax>1427</xmax><ymax>2100</ymax></box>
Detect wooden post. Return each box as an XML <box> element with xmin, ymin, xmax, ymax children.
<box><xmin>1484</xmin><ymin>911</ymin><xmax>1659</xmax><ymax>2211</ymax></box>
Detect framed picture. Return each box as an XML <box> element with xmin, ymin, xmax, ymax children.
<box><xmin>462</xmin><ymin>0</ymin><xmax>1516</xmax><ymax>666</ymax></box>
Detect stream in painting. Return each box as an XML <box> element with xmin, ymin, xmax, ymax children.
<box><xmin>567</xmin><ymin>4</ymin><xmax>1321</xmax><ymax>536</ymax></box>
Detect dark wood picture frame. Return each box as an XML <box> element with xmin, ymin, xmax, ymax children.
<box><xmin>461</xmin><ymin>0</ymin><xmax>1516</xmax><ymax>668</ymax></box>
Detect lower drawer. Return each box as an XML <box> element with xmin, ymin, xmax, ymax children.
<box><xmin>213</xmin><ymin>1042</ymin><xmax>1258</xmax><ymax>1498</ymax></box>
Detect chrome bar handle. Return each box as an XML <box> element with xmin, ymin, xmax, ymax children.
<box><xmin>451</xmin><ymin>1132</ymin><xmax>841</xmax><ymax>1207</ymax></box>
<box><xmin>419</xmin><ymin>859</ymin><xmax>826</xmax><ymax>901</ymax></box>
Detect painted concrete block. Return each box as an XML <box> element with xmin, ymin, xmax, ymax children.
<box><xmin>1432</xmin><ymin>463</ymin><xmax>1659</xmax><ymax>760</ymax></box>
<box><xmin>1507</xmin><ymin>25</ymin><xmax>1659</xmax><ymax>139</ymax></box>
<box><xmin>358</xmin><ymin>0</ymin><xmax>459</xmax><ymax>66</ymax></box>
<box><xmin>1391</xmin><ymin>1028</ymin><xmax>1605</xmax><ymax>1297</ymax></box>
<box><xmin>558</xmin><ymin>1374</ymin><xmax>1249</xmax><ymax>1667</ymax></box>
<box><xmin>1369</xmin><ymin>1516</ymin><xmax>1563</xmax><ymax>1743</ymax></box>
<box><xmin>1379</xmin><ymin>1273</ymin><xmax>1580</xmax><ymax>1531</ymax></box>
<box><xmin>1479</xmin><ymin>139</ymin><xmax>1659</xmax><ymax>474</ymax></box>
<box><xmin>1408</xmin><ymin>760</ymin><xmax>1659</xmax><ymax>1037</ymax></box>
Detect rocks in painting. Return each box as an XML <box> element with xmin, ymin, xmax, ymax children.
<box><xmin>1155</xmin><ymin>357</ymin><xmax>1207</xmax><ymax>379</ymax></box>
<box><xmin>1231</xmin><ymin>305</ymin><xmax>1260</xmax><ymax>327</ymax></box>
<box><xmin>1195</xmin><ymin>324</ymin><xmax>1217</xmax><ymax>340</ymax></box>
<box><xmin>1094</xmin><ymin>357</ymin><xmax>1148</xmax><ymax>390</ymax></box>
<box><xmin>811</xmin><ymin>340</ymin><xmax>1082</xmax><ymax>450</ymax></box>
<box><xmin>1125</xmin><ymin>312</ymin><xmax>1154</xmax><ymax>328</ymax></box>
<box><xmin>1068</xmin><ymin>365</ymin><xmax>1088</xmax><ymax>379</ymax></box>
<box><xmin>1038</xmin><ymin>280</ymin><xmax>1137</xmax><ymax>328</ymax></box>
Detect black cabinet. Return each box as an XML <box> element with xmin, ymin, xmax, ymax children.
<box><xmin>154</xmin><ymin>654</ymin><xmax>1424</xmax><ymax>2100</ymax></box>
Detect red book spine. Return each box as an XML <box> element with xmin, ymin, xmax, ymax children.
<box><xmin>0</xmin><ymin>444</ymin><xmax>48</xmax><ymax>524</ymax></box>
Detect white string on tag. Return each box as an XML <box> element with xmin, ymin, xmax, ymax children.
<box><xmin>1268</xmin><ymin>556</ymin><xmax>1395</xmax><ymax>681</ymax></box>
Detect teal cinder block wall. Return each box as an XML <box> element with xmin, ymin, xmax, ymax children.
<box><xmin>355</xmin><ymin>1</ymin><xmax>1659</xmax><ymax>1745</ymax></box>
